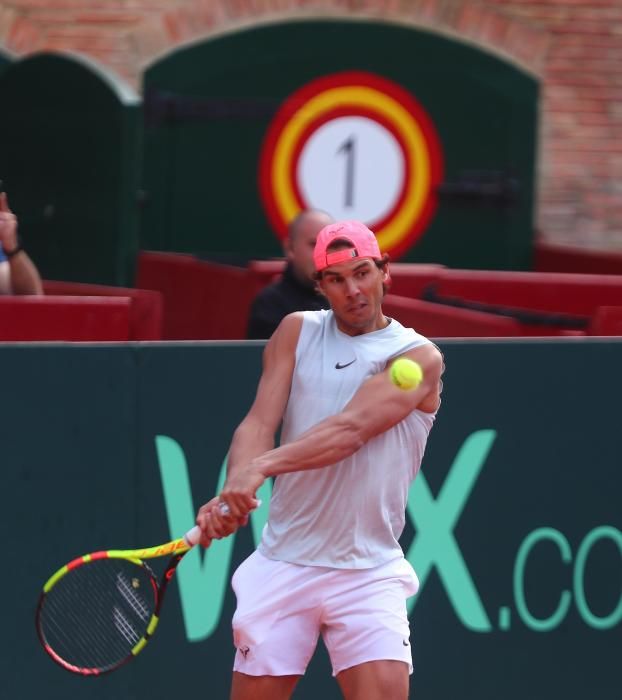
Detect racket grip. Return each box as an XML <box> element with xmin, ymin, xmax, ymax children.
<box><xmin>218</xmin><ymin>498</ymin><xmax>262</xmax><ymax>516</ymax></box>
<box><xmin>184</xmin><ymin>526</ymin><xmax>202</xmax><ymax>546</ymax></box>
<box><xmin>184</xmin><ymin>499</ymin><xmax>262</xmax><ymax>546</ymax></box>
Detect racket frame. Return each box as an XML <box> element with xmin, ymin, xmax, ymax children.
<box><xmin>35</xmin><ymin>536</ymin><xmax>192</xmax><ymax>675</ymax></box>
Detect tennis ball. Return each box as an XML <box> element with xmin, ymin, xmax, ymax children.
<box><xmin>390</xmin><ymin>358</ymin><xmax>423</xmax><ymax>391</ymax></box>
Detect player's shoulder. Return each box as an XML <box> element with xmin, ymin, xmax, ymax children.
<box><xmin>385</xmin><ymin>319</ymin><xmax>440</xmax><ymax>360</ymax></box>
<box><xmin>269</xmin><ymin>309</ymin><xmax>330</xmax><ymax>353</ymax></box>
<box><xmin>401</xmin><ymin>342</ymin><xmax>444</xmax><ymax>382</ymax></box>
<box><xmin>391</xmin><ymin>318</ymin><xmax>435</xmax><ymax>348</ymax></box>
<box><xmin>279</xmin><ymin>310</ymin><xmax>305</xmax><ymax>330</ymax></box>
<box><xmin>279</xmin><ymin>308</ymin><xmax>329</xmax><ymax>330</ymax></box>
<box><xmin>302</xmin><ymin>308</ymin><xmax>331</xmax><ymax>324</ymax></box>
<box><xmin>384</xmin><ymin>319</ymin><xmax>431</xmax><ymax>351</ymax></box>
<box><xmin>267</xmin><ymin>311</ymin><xmax>305</xmax><ymax>351</ymax></box>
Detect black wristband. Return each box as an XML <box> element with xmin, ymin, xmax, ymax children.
<box><xmin>4</xmin><ymin>241</ymin><xmax>23</xmax><ymax>259</ymax></box>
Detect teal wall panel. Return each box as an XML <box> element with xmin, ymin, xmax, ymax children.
<box><xmin>1</xmin><ymin>345</ymin><xmax>138</xmax><ymax>698</ymax></box>
<box><xmin>1</xmin><ymin>340</ymin><xmax>620</xmax><ymax>698</ymax></box>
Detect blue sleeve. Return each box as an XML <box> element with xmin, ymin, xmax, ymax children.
<box><xmin>0</xmin><ymin>248</ymin><xmax>6</xmax><ymax>262</ymax></box>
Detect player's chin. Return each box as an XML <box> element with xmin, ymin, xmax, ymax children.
<box><xmin>348</xmin><ymin>309</ymin><xmax>375</xmax><ymax>329</ymax></box>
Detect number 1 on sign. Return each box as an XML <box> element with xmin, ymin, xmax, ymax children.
<box><xmin>337</xmin><ymin>135</ymin><xmax>356</xmax><ymax>208</ymax></box>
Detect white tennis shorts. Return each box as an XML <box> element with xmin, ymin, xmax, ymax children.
<box><xmin>230</xmin><ymin>550</ymin><xmax>419</xmax><ymax>677</ymax></box>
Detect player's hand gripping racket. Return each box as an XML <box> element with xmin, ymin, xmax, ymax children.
<box><xmin>35</xmin><ymin>502</ymin><xmax>237</xmax><ymax>675</ymax></box>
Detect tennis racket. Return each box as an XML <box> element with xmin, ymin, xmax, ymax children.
<box><xmin>35</xmin><ymin>503</ymin><xmax>237</xmax><ymax>676</ymax></box>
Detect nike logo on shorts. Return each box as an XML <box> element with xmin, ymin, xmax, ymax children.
<box><xmin>335</xmin><ymin>359</ymin><xmax>356</xmax><ymax>369</ymax></box>
<box><xmin>403</xmin><ymin>639</ymin><xmax>410</xmax><ymax>646</ymax></box>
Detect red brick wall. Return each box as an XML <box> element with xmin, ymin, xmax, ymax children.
<box><xmin>0</xmin><ymin>0</ymin><xmax>620</xmax><ymax>252</ymax></box>
<box><xmin>485</xmin><ymin>0</ymin><xmax>622</xmax><ymax>249</ymax></box>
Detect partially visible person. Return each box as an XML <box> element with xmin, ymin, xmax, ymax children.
<box><xmin>246</xmin><ymin>209</ymin><xmax>333</xmax><ymax>339</ymax></box>
<box><xmin>0</xmin><ymin>189</ymin><xmax>44</xmax><ymax>295</ymax></box>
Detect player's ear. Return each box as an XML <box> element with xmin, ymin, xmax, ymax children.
<box><xmin>314</xmin><ymin>272</ymin><xmax>326</xmax><ymax>297</ymax></box>
<box><xmin>380</xmin><ymin>262</ymin><xmax>391</xmax><ymax>297</ymax></box>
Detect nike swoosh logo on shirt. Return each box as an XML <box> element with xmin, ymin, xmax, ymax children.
<box><xmin>335</xmin><ymin>360</ymin><xmax>356</xmax><ymax>369</ymax></box>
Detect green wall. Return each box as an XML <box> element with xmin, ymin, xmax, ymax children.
<box><xmin>0</xmin><ymin>22</ymin><xmax>538</xmax><ymax>287</ymax></box>
<box><xmin>143</xmin><ymin>20</ymin><xmax>537</xmax><ymax>269</ymax></box>
<box><xmin>0</xmin><ymin>53</ymin><xmax>142</xmax><ymax>285</ymax></box>
<box><xmin>2</xmin><ymin>340</ymin><xmax>620</xmax><ymax>698</ymax></box>
<box><xmin>0</xmin><ymin>50</ymin><xmax>11</xmax><ymax>75</ymax></box>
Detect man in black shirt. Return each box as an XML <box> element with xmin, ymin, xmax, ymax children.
<box><xmin>246</xmin><ymin>210</ymin><xmax>333</xmax><ymax>339</ymax></box>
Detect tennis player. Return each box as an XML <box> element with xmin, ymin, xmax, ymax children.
<box><xmin>196</xmin><ymin>220</ymin><xmax>444</xmax><ymax>700</ymax></box>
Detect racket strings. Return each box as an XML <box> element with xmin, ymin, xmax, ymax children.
<box><xmin>38</xmin><ymin>558</ymin><xmax>157</xmax><ymax>672</ymax></box>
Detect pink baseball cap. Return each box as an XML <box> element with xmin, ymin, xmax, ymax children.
<box><xmin>313</xmin><ymin>220</ymin><xmax>382</xmax><ymax>272</ymax></box>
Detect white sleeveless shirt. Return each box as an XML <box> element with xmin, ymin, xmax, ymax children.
<box><xmin>258</xmin><ymin>310</ymin><xmax>438</xmax><ymax>569</ymax></box>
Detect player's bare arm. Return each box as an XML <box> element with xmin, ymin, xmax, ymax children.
<box><xmin>257</xmin><ymin>342</ymin><xmax>441</xmax><ymax>474</ymax></box>
<box><xmin>196</xmin><ymin>313</ymin><xmax>302</xmax><ymax>533</ymax></box>
<box><xmin>227</xmin><ymin>312</ymin><xmax>301</xmax><ymax>472</ymax></box>
<box><xmin>221</xmin><ymin>342</ymin><xmax>442</xmax><ymax>507</ymax></box>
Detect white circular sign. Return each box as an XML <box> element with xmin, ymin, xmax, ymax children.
<box><xmin>297</xmin><ymin>116</ymin><xmax>405</xmax><ymax>225</ymax></box>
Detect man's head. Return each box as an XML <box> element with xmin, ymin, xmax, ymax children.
<box><xmin>284</xmin><ymin>209</ymin><xmax>333</xmax><ymax>286</ymax></box>
<box><xmin>313</xmin><ymin>220</ymin><xmax>391</xmax><ymax>335</ymax></box>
